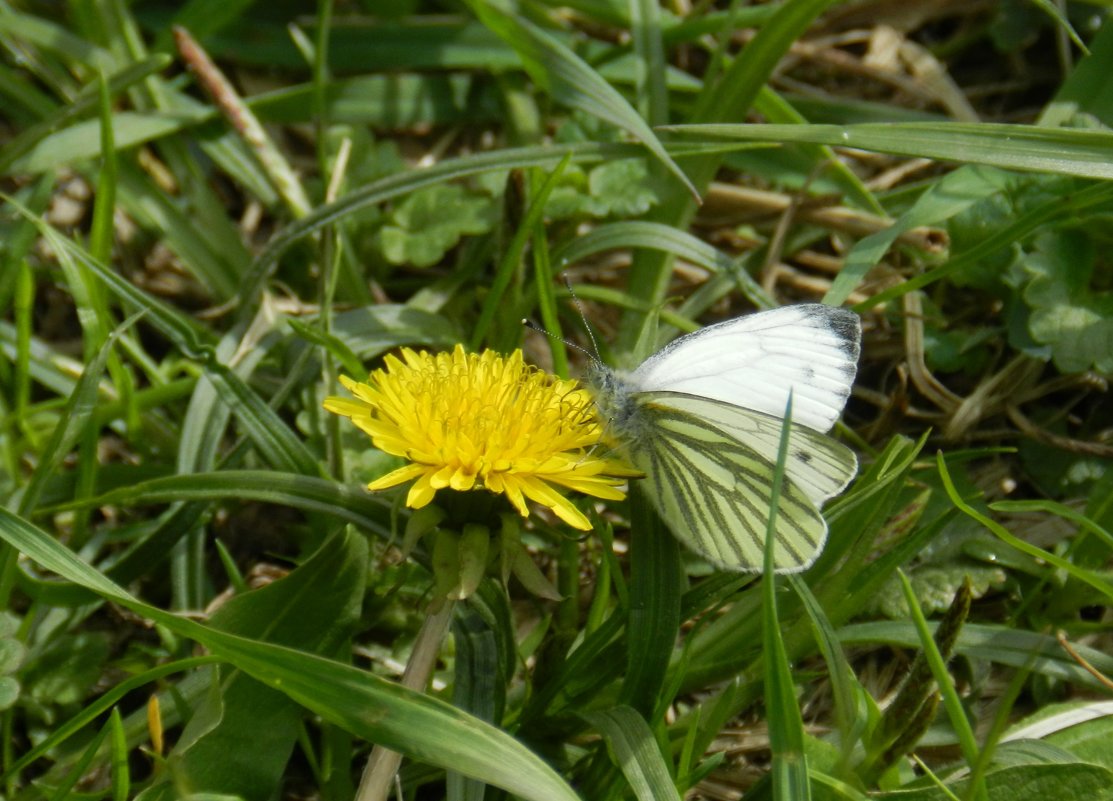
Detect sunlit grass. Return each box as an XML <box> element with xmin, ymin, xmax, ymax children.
<box><xmin>0</xmin><ymin>2</ymin><xmax>1111</xmax><ymax>800</ymax></box>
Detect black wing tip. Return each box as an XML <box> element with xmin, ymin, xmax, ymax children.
<box><xmin>799</xmin><ymin>304</ymin><xmax>862</xmax><ymax>359</ymax></box>
<box><xmin>799</xmin><ymin>302</ymin><xmax>859</xmax><ymax>328</ymax></box>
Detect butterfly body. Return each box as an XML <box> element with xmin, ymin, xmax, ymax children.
<box><xmin>589</xmin><ymin>304</ymin><xmax>861</xmax><ymax>573</ymax></box>
<box><xmin>585</xmin><ymin>363</ymin><xmax>642</xmax><ymax>435</ymax></box>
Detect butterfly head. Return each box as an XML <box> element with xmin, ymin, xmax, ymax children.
<box><xmin>585</xmin><ymin>360</ymin><xmax>646</xmax><ymax>442</ymax></box>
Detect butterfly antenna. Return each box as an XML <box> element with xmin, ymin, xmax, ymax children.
<box><xmin>521</xmin><ymin>318</ymin><xmax>592</xmax><ymax>360</ymax></box>
<box><xmin>562</xmin><ymin>273</ymin><xmax>603</xmax><ymax>364</ymax></box>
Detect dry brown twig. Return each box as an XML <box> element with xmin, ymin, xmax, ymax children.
<box><xmin>701</xmin><ymin>183</ymin><xmax>948</xmax><ymax>253</ymax></box>
<box><xmin>1057</xmin><ymin>631</ymin><xmax>1113</xmax><ymax>691</ymax></box>
<box><xmin>899</xmin><ymin>293</ymin><xmax>1110</xmax><ymax>455</ymax></box>
<box><xmin>902</xmin><ymin>292</ymin><xmax>964</xmax><ymax>415</ymax></box>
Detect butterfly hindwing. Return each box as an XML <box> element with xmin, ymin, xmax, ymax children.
<box><xmin>627</xmin><ymin>395</ymin><xmax>830</xmax><ymax>572</ymax></box>
<box><xmin>639</xmin><ymin>391</ymin><xmax>858</xmax><ymax>506</ymax></box>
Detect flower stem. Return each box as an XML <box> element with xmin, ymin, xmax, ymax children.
<box><xmin>354</xmin><ymin>599</ymin><xmax>456</xmax><ymax>801</ymax></box>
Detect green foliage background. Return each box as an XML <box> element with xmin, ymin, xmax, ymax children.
<box><xmin>0</xmin><ymin>1</ymin><xmax>1112</xmax><ymax>800</ymax></box>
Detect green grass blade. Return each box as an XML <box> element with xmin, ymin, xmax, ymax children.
<box><xmin>49</xmin><ymin>470</ymin><xmax>391</xmax><ymax>539</ymax></box>
<box><xmin>838</xmin><ymin>622</ymin><xmax>1113</xmax><ymax>692</ymax></box>
<box><xmin>763</xmin><ymin>396</ymin><xmax>811</xmax><ymax>801</ymax></box>
<box><xmin>463</xmin><ymin>0</ymin><xmax>696</xmax><ymax>199</ymax></box>
<box><xmin>191</xmin><ymin>361</ymin><xmax>321</xmax><ymax>476</ymax></box>
<box><xmin>808</xmin><ymin>771</ymin><xmax>875</xmax><ymax>800</ymax></box>
<box><xmin>937</xmin><ymin>453</ymin><xmax>1113</xmax><ymax>603</ymax></box>
<box><xmin>0</xmin><ymin>54</ymin><xmax>170</xmax><ymax>176</ymax></box>
<box><xmin>288</xmin><ymin>318</ymin><xmax>366</xmax><ymax>379</ymax></box>
<box><xmin>162</xmin><ymin>0</ymin><xmax>258</xmax><ymax>47</ymax></box>
<box><xmin>1025</xmin><ymin>0</ymin><xmax>1087</xmax><ymax>54</ymax></box>
<box><xmin>1044</xmin><ymin>17</ymin><xmax>1113</xmax><ymax>126</ymax></box>
<box><xmin>789</xmin><ymin>575</ymin><xmax>873</xmax><ymax>759</ymax></box>
<box><xmin>663</xmin><ymin>122</ymin><xmax>1113</xmax><ymax>180</ymax></box>
<box><xmin>16</xmin><ymin>313</ymin><xmax>139</xmax><ymax>517</ymax></box>
<box><xmin>629</xmin><ymin>0</ymin><xmax>668</xmax><ymax>127</ymax></box>
<box><xmin>620</xmin><ymin>484</ymin><xmax>681</xmax><ymax>719</ymax></box>
<box><xmin>470</xmin><ymin>153</ymin><xmax>571</xmax><ymax>350</ymax></box>
<box><xmin>752</xmin><ymin>86</ymin><xmax>883</xmax><ymax>214</ymax></box>
<box><xmin>896</xmin><ymin>569</ymin><xmax>985</xmax><ymax>801</ymax></box>
<box><xmin>553</xmin><ymin>220</ymin><xmax>774</xmax><ymax>310</ymax></box>
<box><xmin>0</xmin><ymin>10</ymin><xmax>115</xmax><ymax>70</ymax></box>
<box><xmin>529</xmin><ymin>171</ymin><xmax>566</xmax><ymax>377</ymax></box>
<box><xmin>106</xmin><ymin>502</ymin><xmax>215</xmax><ymax>589</ymax></box>
<box><xmin>0</xmin><ymin>507</ymin><xmax>582</xmax><ymax>801</ymax></box>
<box><xmin>989</xmin><ymin>499</ymin><xmax>1113</xmax><ymax>554</ymax></box>
<box><xmin>449</xmin><ymin>599</ymin><xmax>511</xmax><ymax>801</ymax></box>
<box><xmin>583</xmin><ymin>706</ymin><xmax>681</xmax><ymax>801</ymax></box>
<box><xmin>90</xmin><ymin>73</ymin><xmax>118</xmax><ymax>265</ymax></box>
<box><xmin>109</xmin><ymin>708</ymin><xmax>129</xmax><ymax>801</ymax></box>
<box><xmin>12</xmin><ymin>109</ymin><xmax>206</xmax><ymax>173</ymax></box>
<box><xmin>825</xmin><ymin>165</ymin><xmax>1004</xmax><ymax>306</ymax></box>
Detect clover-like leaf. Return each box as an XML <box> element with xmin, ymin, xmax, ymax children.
<box><xmin>21</xmin><ymin>631</ymin><xmax>109</xmax><ymax>719</ymax></box>
<box><xmin>380</xmin><ymin>184</ymin><xmax>498</xmax><ymax>268</ymax></box>
<box><xmin>0</xmin><ymin>677</ymin><xmax>18</xmax><ymax>712</ymax></box>
<box><xmin>1023</xmin><ymin>230</ymin><xmax>1113</xmax><ymax>373</ymax></box>
<box><xmin>586</xmin><ymin>159</ymin><xmax>658</xmax><ymax>217</ymax></box>
<box><xmin>546</xmin><ymin>159</ymin><xmax>658</xmax><ymax>220</ymax></box>
<box><xmin>0</xmin><ymin>638</ymin><xmax>25</xmax><ymax>675</ymax></box>
<box><xmin>870</xmin><ymin>564</ymin><xmax>1006</xmax><ymax>619</ymax></box>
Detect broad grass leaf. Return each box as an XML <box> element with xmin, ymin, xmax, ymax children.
<box><xmin>663</xmin><ymin>122</ymin><xmax>1113</xmax><ymax>180</ymax></box>
<box><xmin>839</xmin><ymin>622</ymin><xmax>1113</xmax><ymax>693</ymax></box>
<box><xmin>146</xmin><ymin>531</ymin><xmax>367</xmax><ymax>801</ymax></box>
<box><xmin>59</xmin><ymin>471</ymin><xmax>392</xmax><ymax>541</ymax></box>
<box><xmin>0</xmin><ymin>508</ymin><xmax>581</xmax><ymax>801</ymax></box>
<box><xmin>874</xmin><ymin>762</ymin><xmax>1113</xmax><ymax>801</ymax></box>
<box><xmin>1042</xmin><ymin>15</ymin><xmax>1113</xmax><ymax>127</ymax></box>
<box><xmin>13</xmin><ymin>111</ymin><xmax>207</xmax><ymax>173</ymax></box>
<box><xmin>620</xmin><ymin>484</ymin><xmax>681</xmax><ymax>718</ymax></box>
<box><xmin>584</xmin><ymin>706</ymin><xmax>682</xmax><ymax>801</ymax></box>
<box><xmin>1043</xmin><ymin>710</ymin><xmax>1113</xmax><ymax>771</ymax></box>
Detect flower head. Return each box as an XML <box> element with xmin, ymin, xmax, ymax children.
<box><xmin>324</xmin><ymin>345</ymin><xmax>637</xmax><ymax>530</ymax></box>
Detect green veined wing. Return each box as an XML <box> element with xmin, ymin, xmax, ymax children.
<box><xmin>587</xmin><ymin>304</ymin><xmax>861</xmax><ymax>572</ymax></box>
<box><xmin>641</xmin><ymin>391</ymin><xmax>858</xmax><ymax>506</ymax></box>
<box><xmin>624</xmin><ymin>394</ymin><xmax>837</xmax><ymax>573</ymax></box>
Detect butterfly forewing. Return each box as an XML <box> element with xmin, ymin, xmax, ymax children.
<box><xmin>630</xmin><ymin>304</ymin><xmax>860</xmax><ymax>433</ymax></box>
<box><xmin>629</xmin><ymin>397</ymin><xmax>829</xmax><ymax>572</ymax></box>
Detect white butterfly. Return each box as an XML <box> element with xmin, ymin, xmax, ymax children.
<box><xmin>588</xmin><ymin>304</ymin><xmax>861</xmax><ymax>573</ymax></box>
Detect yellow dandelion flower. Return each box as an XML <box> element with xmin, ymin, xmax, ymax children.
<box><xmin>324</xmin><ymin>345</ymin><xmax>638</xmax><ymax>530</ymax></box>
